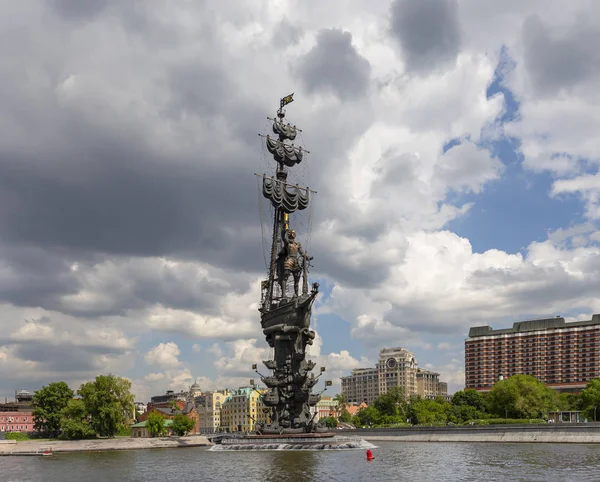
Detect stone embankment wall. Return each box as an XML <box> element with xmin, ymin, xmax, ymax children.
<box><xmin>0</xmin><ymin>435</ymin><xmax>211</xmax><ymax>455</ymax></box>
<box><xmin>346</xmin><ymin>423</ymin><xmax>600</xmax><ymax>443</ymax></box>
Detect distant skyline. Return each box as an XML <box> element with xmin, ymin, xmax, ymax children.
<box><xmin>1</xmin><ymin>1</ymin><xmax>599</xmax><ymax>401</ymax></box>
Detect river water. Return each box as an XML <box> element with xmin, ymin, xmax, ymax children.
<box><xmin>2</xmin><ymin>442</ymin><xmax>600</xmax><ymax>481</ymax></box>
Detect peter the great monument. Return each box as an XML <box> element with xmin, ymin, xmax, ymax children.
<box><xmin>213</xmin><ymin>95</ymin><xmax>371</xmax><ymax>450</ymax></box>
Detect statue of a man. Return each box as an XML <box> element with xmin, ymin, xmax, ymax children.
<box><xmin>278</xmin><ymin>228</ymin><xmax>306</xmax><ymax>297</ymax></box>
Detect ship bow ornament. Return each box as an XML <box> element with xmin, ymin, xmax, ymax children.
<box><xmin>253</xmin><ymin>95</ymin><xmax>327</xmax><ymax>435</ymax></box>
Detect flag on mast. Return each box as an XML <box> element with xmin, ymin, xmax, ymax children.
<box><xmin>280</xmin><ymin>93</ymin><xmax>294</xmax><ymax>109</ymax></box>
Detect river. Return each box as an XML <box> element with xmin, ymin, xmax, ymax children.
<box><xmin>1</xmin><ymin>442</ymin><xmax>600</xmax><ymax>481</ymax></box>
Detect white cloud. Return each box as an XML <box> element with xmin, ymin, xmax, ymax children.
<box><xmin>144</xmin><ymin>342</ymin><xmax>181</xmax><ymax>369</ymax></box>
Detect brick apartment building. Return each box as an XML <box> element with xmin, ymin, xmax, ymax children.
<box><xmin>465</xmin><ymin>314</ymin><xmax>600</xmax><ymax>392</ymax></box>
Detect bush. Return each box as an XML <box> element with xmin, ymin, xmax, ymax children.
<box><xmin>470</xmin><ymin>418</ymin><xmax>545</xmax><ymax>425</ymax></box>
<box><xmin>5</xmin><ymin>432</ymin><xmax>29</xmax><ymax>441</ymax></box>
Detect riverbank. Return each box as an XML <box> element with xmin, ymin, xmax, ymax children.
<box><xmin>0</xmin><ymin>436</ymin><xmax>211</xmax><ymax>455</ymax></box>
<box><xmin>348</xmin><ymin>423</ymin><xmax>600</xmax><ymax>443</ymax></box>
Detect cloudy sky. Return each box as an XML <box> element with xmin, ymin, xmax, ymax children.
<box><xmin>1</xmin><ymin>0</ymin><xmax>599</xmax><ymax>401</ymax></box>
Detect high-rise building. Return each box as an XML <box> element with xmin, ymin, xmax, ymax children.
<box><xmin>378</xmin><ymin>347</ymin><xmax>418</xmax><ymax>397</ymax></box>
<box><xmin>465</xmin><ymin>314</ymin><xmax>600</xmax><ymax>392</ymax></box>
<box><xmin>341</xmin><ymin>347</ymin><xmax>448</xmax><ymax>404</ymax></box>
<box><xmin>416</xmin><ymin>369</ymin><xmax>448</xmax><ymax>399</ymax></box>
<box><xmin>341</xmin><ymin>368</ymin><xmax>379</xmax><ymax>405</ymax></box>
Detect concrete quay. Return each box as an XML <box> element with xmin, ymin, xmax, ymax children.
<box><xmin>347</xmin><ymin>423</ymin><xmax>600</xmax><ymax>443</ymax></box>
<box><xmin>0</xmin><ymin>436</ymin><xmax>211</xmax><ymax>455</ymax></box>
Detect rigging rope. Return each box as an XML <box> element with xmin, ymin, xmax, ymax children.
<box><xmin>257</xmin><ymin>175</ymin><xmax>268</xmax><ymax>271</ymax></box>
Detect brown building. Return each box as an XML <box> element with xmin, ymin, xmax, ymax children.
<box><xmin>138</xmin><ymin>402</ymin><xmax>200</xmax><ymax>434</ymax></box>
<box><xmin>465</xmin><ymin>314</ymin><xmax>600</xmax><ymax>392</ymax></box>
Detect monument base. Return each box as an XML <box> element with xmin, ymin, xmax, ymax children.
<box><xmin>210</xmin><ymin>433</ymin><xmax>375</xmax><ymax>451</ymax></box>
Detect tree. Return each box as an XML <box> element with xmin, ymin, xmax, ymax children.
<box><xmin>579</xmin><ymin>378</ymin><xmax>600</xmax><ymax>421</ymax></box>
<box><xmin>452</xmin><ymin>390</ymin><xmax>486</xmax><ymax>412</ymax></box>
<box><xmin>409</xmin><ymin>397</ymin><xmax>451</xmax><ymax>425</ymax></box>
<box><xmin>373</xmin><ymin>387</ymin><xmax>407</xmax><ymax>418</ymax></box>
<box><xmin>355</xmin><ymin>405</ymin><xmax>381</xmax><ymax>427</ymax></box>
<box><xmin>60</xmin><ymin>399</ymin><xmax>95</xmax><ymax>440</ymax></box>
<box><xmin>146</xmin><ymin>411</ymin><xmax>166</xmax><ymax>437</ymax></box>
<box><xmin>32</xmin><ymin>381</ymin><xmax>74</xmax><ymax>437</ymax></box>
<box><xmin>486</xmin><ymin>374</ymin><xmax>558</xmax><ymax>419</ymax></box>
<box><xmin>322</xmin><ymin>416</ymin><xmax>338</xmax><ymax>428</ymax></box>
<box><xmin>171</xmin><ymin>413</ymin><xmax>195</xmax><ymax>436</ymax></box>
<box><xmin>451</xmin><ymin>389</ymin><xmax>486</xmax><ymax>423</ymax></box>
<box><xmin>333</xmin><ymin>393</ymin><xmax>348</xmax><ymax>412</ymax></box>
<box><xmin>338</xmin><ymin>408</ymin><xmax>352</xmax><ymax>423</ymax></box>
<box><xmin>78</xmin><ymin>374</ymin><xmax>134</xmax><ymax>438</ymax></box>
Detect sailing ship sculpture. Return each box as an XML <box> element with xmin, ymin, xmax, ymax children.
<box><xmin>254</xmin><ymin>94</ymin><xmax>328</xmax><ymax>435</ymax></box>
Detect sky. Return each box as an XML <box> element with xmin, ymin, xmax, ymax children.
<box><xmin>1</xmin><ymin>0</ymin><xmax>600</xmax><ymax>402</ymax></box>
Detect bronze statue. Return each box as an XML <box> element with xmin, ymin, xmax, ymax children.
<box><xmin>278</xmin><ymin>228</ymin><xmax>310</xmax><ymax>297</ymax></box>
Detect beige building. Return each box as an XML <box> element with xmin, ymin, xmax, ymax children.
<box><xmin>378</xmin><ymin>347</ymin><xmax>418</xmax><ymax>397</ymax></box>
<box><xmin>416</xmin><ymin>369</ymin><xmax>448</xmax><ymax>399</ymax></box>
<box><xmin>219</xmin><ymin>387</ymin><xmax>270</xmax><ymax>433</ymax></box>
<box><xmin>341</xmin><ymin>368</ymin><xmax>379</xmax><ymax>405</ymax></box>
<box><xmin>315</xmin><ymin>396</ymin><xmax>340</xmax><ymax>422</ymax></box>
<box><xmin>341</xmin><ymin>347</ymin><xmax>448</xmax><ymax>403</ymax></box>
<box><xmin>198</xmin><ymin>390</ymin><xmax>229</xmax><ymax>434</ymax></box>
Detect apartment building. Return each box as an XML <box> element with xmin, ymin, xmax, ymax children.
<box><xmin>416</xmin><ymin>369</ymin><xmax>448</xmax><ymax>399</ymax></box>
<box><xmin>341</xmin><ymin>347</ymin><xmax>448</xmax><ymax>403</ymax></box>
<box><xmin>341</xmin><ymin>368</ymin><xmax>379</xmax><ymax>405</ymax></box>
<box><xmin>465</xmin><ymin>314</ymin><xmax>600</xmax><ymax>391</ymax></box>
<box><xmin>198</xmin><ymin>390</ymin><xmax>229</xmax><ymax>434</ymax></box>
<box><xmin>378</xmin><ymin>347</ymin><xmax>418</xmax><ymax>397</ymax></box>
<box><xmin>219</xmin><ymin>387</ymin><xmax>270</xmax><ymax>433</ymax></box>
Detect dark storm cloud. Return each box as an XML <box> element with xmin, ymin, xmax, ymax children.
<box><xmin>522</xmin><ymin>15</ymin><xmax>600</xmax><ymax>96</ymax></box>
<box><xmin>389</xmin><ymin>0</ymin><xmax>461</xmax><ymax>74</ymax></box>
<box><xmin>295</xmin><ymin>29</ymin><xmax>371</xmax><ymax>100</ymax></box>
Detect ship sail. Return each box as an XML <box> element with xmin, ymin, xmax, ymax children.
<box><xmin>272</xmin><ymin>118</ymin><xmax>298</xmax><ymax>141</ymax></box>
<box><xmin>265</xmin><ymin>136</ymin><xmax>303</xmax><ymax>166</ymax></box>
<box><xmin>262</xmin><ymin>175</ymin><xmax>309</xmax><ymax>213</ymax></box>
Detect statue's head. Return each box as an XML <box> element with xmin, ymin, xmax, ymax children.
<box><xmin>289</xmin><ymin>229</ymin><xmax>296</xmax><ymax>239</ymax></box>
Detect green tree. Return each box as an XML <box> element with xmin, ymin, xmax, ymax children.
<box><xmin>579</xmin><ymin>378</ymin><xmax>600</xmax><ymax>421</ymax></box>
<box><xmin>338</xmin><ymin>408</ymin><xmax>352</xmax><ymax>423</ymax></box>
<box><xmin>355</xmin><ymin>405</ymin><xmax>381</xmax><ymax>427</ymax></box>
<box><xmin>171</xmin><ymin>413</ymin><xmax>195</xmax><ymax>436</ymax></box>
<box><xmin>452</xmin><ymin>390</ymin><xmax>486</xmax><ymax>411</ymax></box>
<box><xmin>486</xmin><ymin>374</ymin><xmax>558</xmax><ymax>419</ymax></box>
<box><xmin>373</xmin><ymin>387</ymin><xmax>407</xmax><ymax>418</ymax></box>
<box><xmin>451</xmin><ymin>389</ymin><xmax>486</xmax><ymax>422</ymax></box>
<box><xmin>333</xmin><ymin>393</ymin><xmax>348</xmax><ymax>412</ymax></box>
<box><xmin>409</xmin><ymin>397</ymin><xmax>451</xmax><ymax>425</ymax></box>
<box><xmin>322</xmin><ymin>416</ymin><xmax>338</xmax><ymax>428</ymax></box>
<box><xmin>60</xmin><ymin>399</ymin><xmax>95</xmax><ymax>440</ymax></box>
<box><xmin>78</xmin><ymin>374</ymin><xmax>134</xmax><ymax>438</ymax></box>
<box><xmin>146</xmin><ymin>411</ymin><xmax>166</xmax><ymax>437</ymax></box>
<box><xmin>32</xmin><ymin>381</ymin><xmax>74</xmax><ymax>437</ymax></box>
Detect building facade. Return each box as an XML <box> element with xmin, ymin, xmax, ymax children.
<box><xmin>0</xmin><ymin>390</ymin><xmax>35</xmax><ymax>433</ymax></box>
<box><xmin>416</xmin><ymin>369</ymin><xmax>448</xmax><ymax>399</ymax></box>
<box><xmin>219</xmin><ymin>387</ymin><xmax>270</xmax><ymax>433</ymax></box>
<box><xmin>341</xmin><ymin>368</ymin><xmax>379</xmax><ymax>405</ymax></box>
<box><xmin>465</xmin><ymin>314</ymin><xmax>600</xmax><ymax>391</ymax></box>
<box><xmin>378</xmin><ymin>347</ymin><xmax>418</xmax><ymax>397</ymax></box>
<box><xmin>314</xmin><ymin>397</ymin><xmax>340</xmax><ymax>422</ymax></box>
<box><xmin>198</xmin><ymin>390</ymin><xmax>230</xmax><ymax>434</ymax></box>
<box><xmin>341</xmin><ymin>347</ymin><xmax>448</xmax><ymax>404</ymax></box>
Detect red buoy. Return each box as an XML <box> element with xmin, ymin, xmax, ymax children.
<box><xmin>366</xmin><ymin>449</ymin><xmax>374</xmax><ymax>461</ymax></box>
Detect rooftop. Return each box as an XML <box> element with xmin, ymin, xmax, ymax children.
<box><xmin>468</xmin><ymin>314</ymin><xmax>600</xmax><ymax>338</ymax></box>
